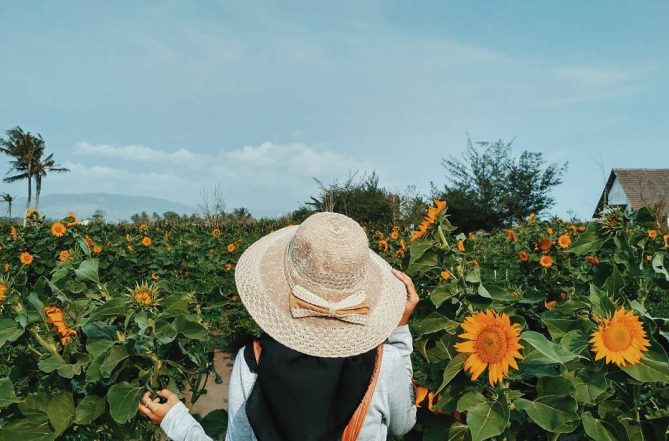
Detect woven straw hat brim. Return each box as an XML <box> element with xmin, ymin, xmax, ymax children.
<box><xmin>235</xmin><ymin>225</ymin><xmax>407</xmax><ymax>358</ymax></box>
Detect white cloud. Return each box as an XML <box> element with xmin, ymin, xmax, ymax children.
<box><xmin>62</xmin><ymin>141</ymin><xmax>370</xmax><ymax>215</ymax></box>
<box><xmin>551</xmin><ymin>66</ymin><xmax>631</xmax><ymax>89</ymax></box>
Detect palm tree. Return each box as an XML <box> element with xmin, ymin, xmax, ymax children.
<box><xmin>1</xmin><ymin>193</ymin><xmax>14</xmax><ymax>219</ymax></box>
<box><xmin>0</xmin><ymin>126</ymin><xmax>45</xmax><ymax>225</ymax></box>
<box><xmin>33</xmin><ymin>153</ymin><xmax>70</xmax><ymax>212</ymax></box>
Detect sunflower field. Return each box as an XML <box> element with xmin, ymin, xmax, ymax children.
<box><xmin>0</xmin><ymin>206</ymin><xmax>668</xmax><ymax>440</ymax></box>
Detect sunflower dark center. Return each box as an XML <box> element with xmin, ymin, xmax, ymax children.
<box><xmin>602</xmin><ymin>323</ymin><xmax>632</xmax><ymax>352</ymax></box>
<box><xmin>475</xmin><ymin>327</ymin><xmax>508</xmax><ymax>363</ymax></box>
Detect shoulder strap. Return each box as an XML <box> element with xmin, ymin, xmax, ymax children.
<box><xmin>253</xmin><ymin>339</ymin><xmax>262</xmax><ymax>363</ymax></box>
<box><xmin>341</xmin><ymin>345</ymin><xmax>384</xmax><ymax>441</ymax></box>
<box><xmin>251</xmin><ymin>340</ymin><xmax>384</xmax><ymax>441</ymax></box>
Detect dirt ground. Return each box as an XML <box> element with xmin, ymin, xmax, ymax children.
<box><xmin>190</xmin><ymin>350</ymin><xmax>234</xmax><ymax>415</ymax></box>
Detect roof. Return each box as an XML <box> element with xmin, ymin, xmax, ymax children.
<box><xmin>593</xmin><ymin>168</ymin><xmax>669</xmax><ymax>217</ymax></box>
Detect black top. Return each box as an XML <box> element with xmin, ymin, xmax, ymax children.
<box><xmin>244</xmin><ymin>333</ymin><xmax>377</xmax><ymax>441</ymax></box>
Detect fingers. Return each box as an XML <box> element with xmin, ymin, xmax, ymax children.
<box><xmin>141</xmin><ymin>391</ymin><xmax>153</xmax><ymax>405</ymax></box>
<box><xmin>157</xmin><ymin>389</ymin><xmax>179</xmax><ymax>403</ymax></box>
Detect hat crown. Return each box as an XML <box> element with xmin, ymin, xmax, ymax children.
<box><xmin>287</xmin><ymin>212</ymin><xmax>370</xmax><ymax>302</ymax></box>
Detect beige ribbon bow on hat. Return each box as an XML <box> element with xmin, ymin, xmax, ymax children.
<box><xmin>289</xmin><ymin>284</ymin><xmax>370</xmax><ymax>325</ymax></box>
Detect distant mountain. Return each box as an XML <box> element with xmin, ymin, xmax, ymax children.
<box><xmin>10</xmin><ymin>193</ymin><xmax>196</xmax><ymax>221</ymax></box>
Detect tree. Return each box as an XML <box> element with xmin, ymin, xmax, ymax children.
<box><xmin>92</xmin><ymin>209</ymin><xmax>106</xmax><ymax>223</ymax></box>
<box><xmin>1</xmin><ymin>193</ymin><xmax>14</xmax><ymax>218</ymax></box>
<box><xmin>436</xmin><ymin>138</ymin><xmax>567</xmax><ymax>232</ymax></box>
<box><xmin>0</xmin><ymin>126</ymin><xmax>45</xmax><ymax>225</ymax></box>
<box><xmin>33</xmin><ymin>153</ymin><xmax>70</xmax><ymax>212</ymax></box>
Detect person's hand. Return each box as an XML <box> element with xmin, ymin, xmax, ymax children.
<box><xmin>138</xmin><ymin>389</ymin><xmax>180</xmax><ymax>425</ymax></box>
<box><xmin>393</xmin><ymin>269</ymin><xmax>419</xmax><ymax>326</ymax></box>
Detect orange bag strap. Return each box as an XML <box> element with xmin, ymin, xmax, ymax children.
<box><xmin>251</xmin><ymin>340</ymin><xmax>384</xmax><ymax>441</ymax></box>
<box><xmin>341</xmin><ymin>344</ymin><xmax>384</xmax><ymax>441</ymax></box>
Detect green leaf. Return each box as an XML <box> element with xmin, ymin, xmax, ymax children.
<box><xmin>582</xmin><ymin>411</ymin><xmax>618</xmax><ymax>441</ymax></box>
<box><xmin>652</xmin><ymin>253</ymin><xmax>669</xmax><ymax>281</ymax></box>
<box><xmin>74</xmin><ymin>258</ymin><xmax>100</xmax><ymax>284</ymax></box>
<box><xmin>82</xmin><ymin>297</ymin><xmax>127</xmax><ymax>324</ymax></box>
<box><xmin>175</xmin><ymin>317</ymin><xmax>208</xmax><ymax>341</ymax></box>
<box><xmin>107</xmin><ymin>381</ymin><xmax>144</xmax><ymax>424</ymax></box>
<box><xmin>514</xmin><ymin>395</ymin><xmax>579</xmax><ymax>433</ymax></box>
<box><xmin>0</xmin><ymin>378</ymin><xmax>19</xmax><ymax>409</ymax></box>
<box><xmin>155</xmin><ymin>319</ymin><xmax>178</xmax><ymax>344</ymax></box>
<box><xmin>589</xmin><ymin>284</ymin><xmax>615</xmax><ymax>317</ymax></box>
<box><xmin>429</xmin><ymin>285</ymin><xmax>457</xmax><ymax>308</ymax></box>
<box><xmin>521</xmin><ymin>331</ymin><xmax>580</xmax><ymax>364</ymax></box>
<box><xmin>100</xmin><ymin>345</ymin><xmax>130</xmax><ymax>378</ymax></box>
<box><xmin>603</xmin><ymin>264</ymin><xmax>625</xmax><ymax>294</ymax></box>
<box><xmin>566</xmin><ymin>228</ymin><xmax>608</xmax><ymax>255</ymax></box>
<box><xmin>536</xmin><ymin>376</ymin><xmax>575</xmax><ymax>397</ymax></box>
<box><xmin>621</xmin><ymin>347</ymin><xmax>669</xmax><ymax>383</ymax></box>
<box><xmin>457</xmin><ymin>392</ymin><xmax>508</xmax><ymax>441</ymax></box>
<box><xmin>0</xmin><ymin>415</ymin><xmax>54</xmax><ymax>441</ymax></box>
<box><xmin>447</xmin><ymin>423</ymin><xmax>470</xmax><ymax>441</ymax></box>
<box><xmin>569</xmin><ymin>370</ymin><xmax>608</xmax><ymax>404</ymax></box>
<box><xmin>0</xmin><ymin>318</ymin><xmax>24</xmax><ymax>348</ymax></box>
<box><xmin>436</xmin><ymin>353</ymin><xmax>468</xmax><ymax>394</ymax></box>
<box><xmin>478</xmin><ymin>284</ymin><xmax>516</xmax><ymax>301</ymax></box>
<box><xmin>465</xmin><ymin>268</ymin><xmax>481</xmax><ymax>284</ymax></box>
<box><xmin>412</xmin><ymin>312</ymin><xmax>460</xmax><ymax>337</ymax></box>
<box><xmin>75</xmin><ymin>395</ymin><xmax>106</xmax><ymax>425</ymax></box>
<box><xmin>38</xmin><ymin>357</ymin><xmax>66</xmax><ymax>374</ymax></box>
<box><xmin>46</xmin><ymin>392</ymin><xmax>75</xmax><ymax>437</ymax></box>
<box><xmin>198</xmin><ymin>409</ymin><xmax>228</xmax><ymax>438</ymax></box>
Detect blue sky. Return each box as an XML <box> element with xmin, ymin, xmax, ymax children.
<box><xmin>1</xmin><ymin>1</ymin><xmax>667</xmax><ymax>219</ymax></box>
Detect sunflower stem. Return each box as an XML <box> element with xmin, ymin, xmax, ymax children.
<box><xmin>437</xmin><ymin>225</ymin><xmax>448</xmax><ymax>247</ymax></box>
<box><xmin>550</xmin><ymin>433</ymin><xmax>560</xmax><ymax>441</ymax></box>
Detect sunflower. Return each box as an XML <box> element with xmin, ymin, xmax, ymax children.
<box><xmin>440</xmin><ymin>270</ymin><xmax>452</xmax><ymax>280</ymax></box>
<box><xmin>212</xmin><ymin>228</ymin><xmax>221</xmax><ymax>237</ymax></box>
<box><xmin>518</xmin><ymin>250</ymin><xmax>529</xmax><ymax>262</ymax></box>
<box><xmin>391</xmin><ymin>229</ymin><xmax>399</xmax><ymax>240</ymax></box>
<box><xmin>539</xmin><ymin>255</ymin><xmax>553</xmax><ymax>268</ymax></box>
<box><xmin>557</xmin><ymin>234</ymin><xmax>571</xmax><ymax>249</ymax></box>
<box><xmin>84</xmin><ymin>236</ymin><xmax>94</xmax><ymax>249</ymax></box>
<box><xmin>58</xmin><ymin>250</ymin><xmax>70</xmax><ymax>262</ymax></box>
<box><xmin>378</xmin><ymin>240</ymin><xmax>389</xmax><ymax>252</ymax></box>
<box><xmin>528</xmin><ymin>212</ymin><xmax>536</xmax><ymax>224</ymax></box>
<box><xmin>20</xmin><ymin>251</ymin><xmax>33</xmax><ymax>266</ymax></box>
<box><xmin>411</xmin><ymin>199</ymin><xmax>447</xmax><ymax>242</ymax></box>
<box><xmin>547</xmin><ymin>227</ymin><xmax>554</xmax><ymax>235</ymax></box>
<box><xmin>49</xmin><ymin>221</ymin><xmax>66</xmax><ymax>237</ymax></box>
<box><xmin>125</xmin><ymin>234</ymin><xmax>133</xmax><ymax>242</ymax></box>
<box><xmin>128</xmin><ymin>281</ymin><xmax>159</xmax><ymax>307</ymax></box>
<box><xmin>227</xmin><ymin>243</ymin><xmax>237</xmax><ymax>253</ymax></box>
<box><xmin>457</xmin><ymin>240</ymin><xmax>465</xmax><ymax>252</ymax></box>
<box><xmin>664</xmin><ymin>233</ymin><xmax>669</xmax><ymax>249</ymax></box>
<box><xmin>454</xmin><ymin>310</ymin><xmax>523</xmax><ymax>385</ymax></box>
<box><xmin>44</xmin><ymin>306</ymin><xmax>77</xmax><ymax>346</ymax></box>
<box><xmin>535</xmin><ymin>238</ymin><xmax>553</xmax><ymax>254</ymax></box>
<box><xmin>139</xmin><ymin>223</ymin><xmax>149</xmax><ymax>233</ymax></box>
<box><xmin>0</xmin><ymin>279</ymin><xmax>8</xmax><ymax>302</ymax></box>
<box><xmin>506</xmin><ymin>229</ymin><xmax>518</xmax><ymax>242</ymax></box>
<box><xmin>225</xmin><ymin>263</ymin><xmax>234</xmax><ymax>271</ymax></box>
<box><xmin>648</xmin><ymin>229</ymin><xmax>658</xmax><ymax>240</ymax></box>
<box><xmin>585</xmin><ymin>255</ymin><xmax>599</xmax><ymax>266</ymax></box>
<box><xmin>141</xmin><ymin>236</ymin><xmax>152</xmax><ymax>247</ymax></box>
<box><xmin>128</xmin><ymin>245</ymin><xmax>135</xmax><ymax>252</ymax></box>
<box><xmin>93</xmin><ymin>245</ymin><xmax>102</xmax><ymax>254</ymax></box>
<box><xmin>9</xmin><ymin>225</ymin><xmax>17</xmax><ymax>240</ymax></box>
<box><xmin>3</xmin><ymin>263</ymin><xmax>9</xmax><ymax>273</ymax></box>
<box><xmin>545</xmin><ymin>300</ymin><xmax>558</xmax><ymax>310</ymax></box>
<box><xmin>590</xmin><ymin>307</ymin><xmax>651</xmax><ymax>367</ymax></box>
<box><xmin>578</xmin><ymin>225</ymin><xmax>586</xmax><ymax>232</ymax></box>
<box><xmin>568</xmin><ymin>224</ymin><xmax>578</xmax><ymax>235</ymax></box>
<box><xmin>150</xmin><ymin>272</ymin><xmax>160</xmax><ymax>280</ymax></box>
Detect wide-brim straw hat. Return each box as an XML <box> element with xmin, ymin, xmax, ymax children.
<box><xmin>235</xmin><ymin>212</ymin><xmax>407</xmax><ymax>358</ymax></box>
